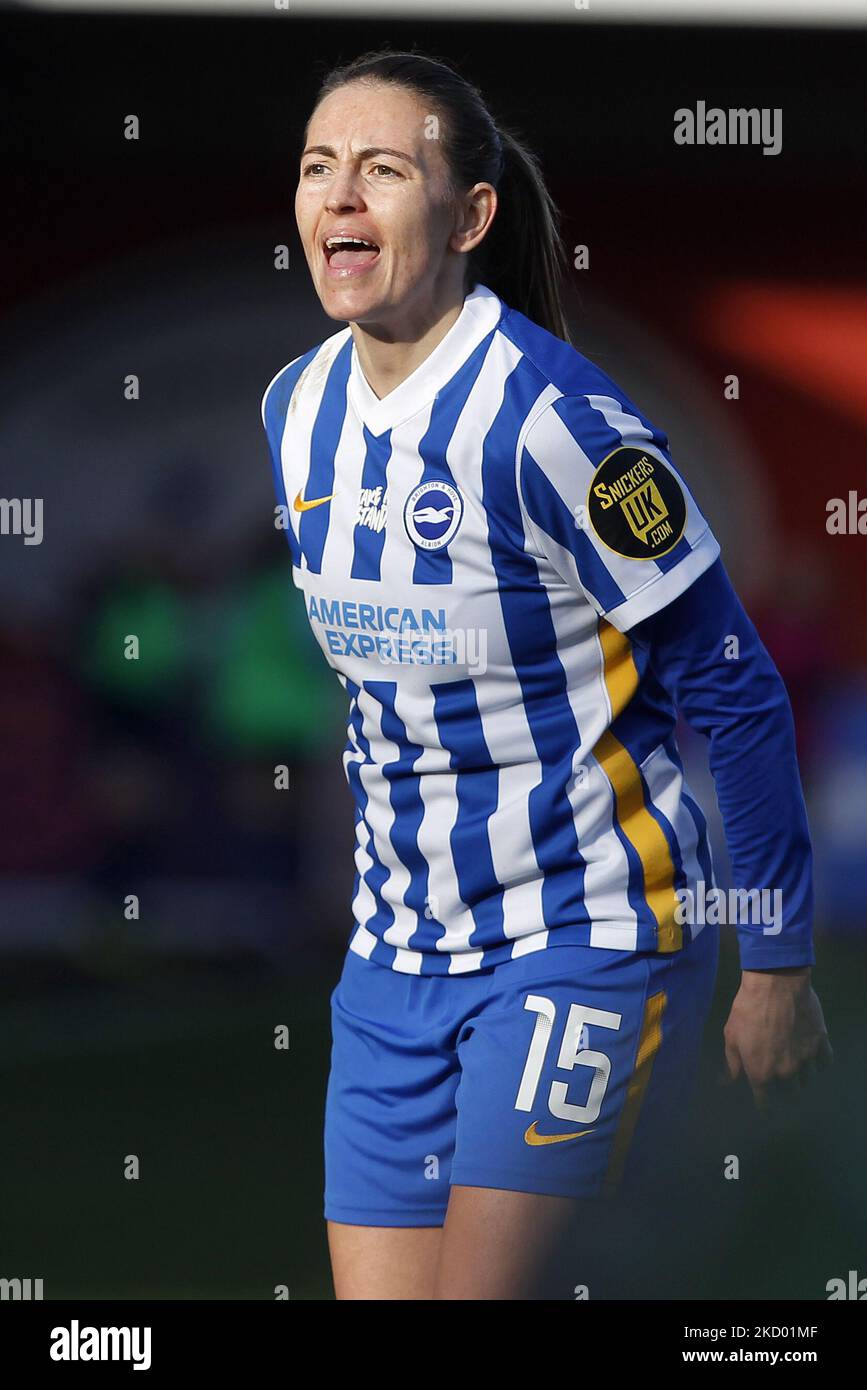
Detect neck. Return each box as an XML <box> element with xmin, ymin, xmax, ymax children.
<box><xmin>350</xmin><ymin>282</ymin><xmax>469</xmax><ymax>400</ymax></box>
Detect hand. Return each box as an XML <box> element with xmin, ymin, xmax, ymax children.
<box><xmin>722</xmin><ymin>966</ymin><xmax>833</xmax><ymax>1111</ymax></box>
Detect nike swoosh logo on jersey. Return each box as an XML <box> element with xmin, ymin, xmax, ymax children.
<box><xmin>523</xmin><ymin>1121</ymin><xmax>594</xmax><ymax>1146</ymax></box>
<box><xmin>294</xmin><ymin>489</ymin><xmax>336</xmax><ymax>512</ymax></box>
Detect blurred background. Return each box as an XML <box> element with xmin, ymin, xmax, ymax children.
<box><xmin>0</xmin><ymin>0</ymin><xmax>865</xmax><ymax>1300</ymax></box>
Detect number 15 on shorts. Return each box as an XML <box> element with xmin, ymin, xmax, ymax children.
<box><xmin>515</xmin><ymin>996</ymin><xmax>622</xmax><ymax>1124</ymax></box>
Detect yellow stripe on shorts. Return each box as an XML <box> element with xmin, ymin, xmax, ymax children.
<box><xmin>602</xmin><ymin>988</ymin><xmax>667</xmax><ymax>1195</ymax></box>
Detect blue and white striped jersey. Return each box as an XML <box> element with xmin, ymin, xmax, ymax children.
<box><xmin>261</xmin><ymin>283</ymin><xmax>720</xmax><ymax>975</ymax></box>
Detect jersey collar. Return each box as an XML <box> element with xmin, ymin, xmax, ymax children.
<box><xmin>346</xmin><ymin>283</ymin><xmax>503</xmax><ymax>436</ymax></box>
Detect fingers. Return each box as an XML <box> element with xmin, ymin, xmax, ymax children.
<box><xmin>797</xmin><ymin>1057</ymin><xmax>818</xmax><ymax>1087</ymax></box>
<box><xmin>795</xmin><ymin>1033</ymin><xmax>833</xmax><ymax>1087</ymax></box>
<box><xmin>722</xmin><ymin>1019</ymin><xmax>833</xmax><ymax>1106</ymax></box>
<box><xmin>751</xmin><ymin>1073</ymin><xmax>799</xmax><ymax>1114</ymax></box>
<box><xmin>721</xmin><ymin>1034</ymin><xmax>742</xmax><ymax>1087</ymax></box>
<box><xmin>756</xmin><ymin>1044</ymin><xmax>830</xmax><ymax>1105</ymax></box>
<box><xmin>753</xmin><ymin>1073</ymin><xmax>797</xmax><ymax>1114</ymax></box>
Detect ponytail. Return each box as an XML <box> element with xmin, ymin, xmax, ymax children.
<box><xmin>469</xmin><ymin>127</ymin><xmax>571</xmax><ymax>344</ymax></box>
<box><xmin>311</xmin><ymin>49</ymin><xmax>572</xmax><ymax>343</ymax></box>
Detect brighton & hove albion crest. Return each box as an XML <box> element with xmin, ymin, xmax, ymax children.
<box><xmin>404</xmin><ymin>480</ymin><xmax>463</xmax><ymax>551</ymax></box>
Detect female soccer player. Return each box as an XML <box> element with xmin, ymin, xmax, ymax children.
<box><xmin>261</xmin><ymin>50</ymin><xmax>832</xmax><ymax>1300</ymax></box>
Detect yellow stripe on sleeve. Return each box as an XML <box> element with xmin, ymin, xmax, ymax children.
<box><xmin>595</xmin><ymin>620</ymin><xmax>682</xmax><ymax>953</ymax></box>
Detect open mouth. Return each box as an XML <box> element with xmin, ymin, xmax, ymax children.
<box><xmin>323</xmin><ymin>235</ymin><xmax>381</xmax><ymax>272</ymax></box>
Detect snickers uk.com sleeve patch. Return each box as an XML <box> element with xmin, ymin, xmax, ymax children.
<box><xmin>586</xmin><ymin>446</ymin><xmax>687</xmax><ymax>560</ymax></box>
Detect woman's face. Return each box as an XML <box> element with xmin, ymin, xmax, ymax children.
<box><xmin>296</xmin><ymin>80</ymin><xmax>465</xmax><ymax>331</ymax></box>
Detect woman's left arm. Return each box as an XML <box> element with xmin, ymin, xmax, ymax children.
<box><xmin>626</xmin><ymin>557</ymin><xmax>833</xmax><ymax>1108</ymax></box>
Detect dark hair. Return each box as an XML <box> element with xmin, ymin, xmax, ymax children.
<box><xmin>309</xmin><ymin>49</ymin><xmax>572</xmax><ymax>343</ymax></box>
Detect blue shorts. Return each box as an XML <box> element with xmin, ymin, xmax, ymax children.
<box><xmin>324</xmin><ymin>923</ymin><xmax>719</xmax><ymax>1226</ymax></box>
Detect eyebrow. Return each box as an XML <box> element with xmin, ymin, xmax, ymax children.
<box><xmin>300</xmin><ymin>144</ymin><xmax>420</xmax><ymax>169</ymax></box>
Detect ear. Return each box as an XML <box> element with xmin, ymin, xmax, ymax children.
<box><xmin>449</xmin><ymin>182</ymin><xmax>498</xmax><ymax>257</ymax></box>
